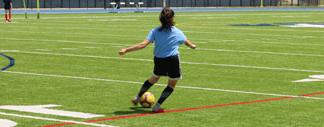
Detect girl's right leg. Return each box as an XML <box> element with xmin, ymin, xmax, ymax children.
<box><xmin>8</xmin><ymin>9</ymin><xmax>12</xmax><ymax>22</ymax></box>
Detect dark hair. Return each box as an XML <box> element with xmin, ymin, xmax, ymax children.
<box><xmin>159</xmin><ymin>8</ymin><xmax>175</xmax><ymax>31</ymax></box>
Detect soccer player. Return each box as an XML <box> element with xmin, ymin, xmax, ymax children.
<box><xmin>119</xmin><ymin>8</ymin><xmax>197</xmax><ymax>113</ymax></box>
<box><xmin>3</xmin><ymin>0</ymin><xmax>12</xmax><ymax>22</ymax></box>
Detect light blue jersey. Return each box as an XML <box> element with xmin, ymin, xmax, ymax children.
<box><xmin>146</xmin><ymin>26</ymin><xmax>187</xmax><ymax>58</ymax></box>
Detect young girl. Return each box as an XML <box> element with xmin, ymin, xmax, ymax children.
<box><xmin>119</xmin><ymin>8</ymin><xmax>196</xmax><ymax>113</ymax></box>
<box><xmin>3</xmin><ymin>0</ymin><xmax>12</xmax><ymax>22</ymax></box>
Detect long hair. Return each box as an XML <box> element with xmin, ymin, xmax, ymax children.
<box><xmin>159</xmin><ymin>8</ymin><xmax>175</xmax><ymax>31</ymax></box>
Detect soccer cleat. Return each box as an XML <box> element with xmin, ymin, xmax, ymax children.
<box><xmin>131</xmin><ymin>96</ymin><xmax>140</xmax><ymax>106</ymax></box>
<box><xmin>152</xmin><ymin>103</ymin><xmax>164</xmax><ymax>113</ymax></box>
<box><xmin>152</xmin><ymin>108</ymin><xmax>164</xmax><ymax>113</ymax></box>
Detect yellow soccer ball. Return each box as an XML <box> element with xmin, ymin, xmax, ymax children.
<box><xmin>140</xmin><ymin>92</ymin><xmax>155</xmax><ymax>108</ymax></box>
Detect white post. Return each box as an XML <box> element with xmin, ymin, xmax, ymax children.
<box><xmin>163</xmin><ymin>0</ymin><xmax>166</xmax><ymax>8</ymax></box>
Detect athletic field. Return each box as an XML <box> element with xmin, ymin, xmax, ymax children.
<box><xmin>0</xmin><ymin>11</ymin><xmax>324</xmax><ymax>127</ymax></box>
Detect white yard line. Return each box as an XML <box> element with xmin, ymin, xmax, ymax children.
<box><xmin>0</xmin><ymin>38</ymin><xmax>129</xmax><ymax>46</ymax></box>
<box><xmin>222</xmin><ymin>27</ymin><xmax>324</xmax><ymax>33</ymax></box>
<box><xmin>0</xmin><ymin>119</ymin><xmax>17</xmax><ymax>127</ymax></box>
<box><xmin>198</xmin><ymin>38</ymin><xmax>324</xmax><ymax>47</ymax></box>
<box><xmin>0</xmin><ymin>30</ymin><xmax>135</xmax><ymax>39</ymax></box>
<box><xmin>2</xmin><ymin>50</ymin><xmax>324</xmax><ymax>73</ymax></box>
<box><xmin>0</xmin><ymin>112</ymin><xmax>116</xmax><ymax>127</ymax></box>
<box><xmin>196</xmin><ymin>48</ymin><xmax>324</xmax><ymax>57</ymax></box>
<box><xmin>84</xmin><ymin>47</ymin><xmax>100</xmax><ymax>49</ymax></box>
<box><xmin>98</xmin><ymin>18</ymin><xmax>139</xmax><ymax>21</ymax></box>
<box><xmin>12</xmin><ymin>18</ymin><xmax>324</xmax><ymax>34</ymax></box>
<box><xmin>3</xmin><ymin>71</ymin><xmax>324</xmax><ymax>100</ymax></box>
<box><xmin>35</xmin><ymin>49</ymin><xmax>52</xmax><ymax>52</ymax></box>
<box><xmin>2</xmin><ymin>25</ymin><xmax>324</xmax><ymax>39</ymax></box>
<box><xmin>293</xmin><ymin>78</ymin><xmax>324</xmax><ymax>83</ymax></box>
<box><xmin>10</xmin><ymin>20</ymin><xmax>324</xmax><ymax>34</ymax></box>
<box><xmin>1</xmin><ymin>37</ymin><xmax>324</xmax><ymax>57</ymax></box>
<box><xmin>251</xmin><ymin>41</ymin><xmax>324</xmax><ymax>47</ymax></box>
<box><xmin>181</xmin><ymin>61</ymin><xmax>324</xmax><ymax>73</ymax></box>
<box><xmin>2</xmin><ymin>36</ymin><xmax>324</xmax><ymax>47</ymax></box>
<box><xmin>61</xmin><ymin>48</ymin><xmax>78</xmax><ymax>50</ymax></box>
<box><xmin>12</xmin><ymin>13</ymin><xmax>323</xmax><ymax>20</ymax></box>
<box><xmin>2</xmin><ymin>29</ymin><xmax>322</xmax><ymax>46</ymax></box>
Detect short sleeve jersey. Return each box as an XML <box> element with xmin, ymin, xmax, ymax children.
<box><xmin>146</xmin><ymin>26</ymin><xmax>187</xmax><ymax>58</ymax></box>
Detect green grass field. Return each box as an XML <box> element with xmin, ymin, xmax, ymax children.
<box><xmin>1</xmin><ymin>11</ymin><xmax>324</xmax><ymax>127</ymax></box>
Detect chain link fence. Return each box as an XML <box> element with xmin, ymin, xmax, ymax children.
<box><xmin>1</xmin><ymin>0</ymin><xmax>322</xmax><ymax>9</ymax></box>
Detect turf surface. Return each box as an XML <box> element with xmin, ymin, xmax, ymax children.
<box><xmin>0</xmin><ymin>11</ymin><xmax>324</xmax><ymax>127</ymax></box>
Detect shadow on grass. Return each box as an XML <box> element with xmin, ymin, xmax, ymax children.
<box><xmin>113</xmin><ymin>107</ymin><xmax>152</xmax><ymax>115</ymax></box>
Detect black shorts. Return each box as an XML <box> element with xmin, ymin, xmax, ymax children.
<box><xmin>4</xmin><ymin>2</ymin><xmax>11</xmax><ymax>9</ymax></box>
<box><xmin>153</xmin><ymin>55</ymin><xmax>181</xmax><ymax>80</ymax></box>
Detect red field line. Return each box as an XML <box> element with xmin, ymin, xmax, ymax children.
<box><xmin>42</xmin><ymin>91</ymin><xmax>324</xmax><ymax>127</ymax></box>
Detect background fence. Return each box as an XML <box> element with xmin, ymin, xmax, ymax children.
<box><xmin>1</xmin><ymin>0</ymin><xmax>322</xmax><ymax>9</ymax></box>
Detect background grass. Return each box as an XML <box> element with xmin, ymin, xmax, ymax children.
<box><xmin>0</xmin><ymin>11</ymin><xmax>324</xmax><ymax>127</ymax></box>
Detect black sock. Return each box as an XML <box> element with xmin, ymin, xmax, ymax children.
<box><xmin>157</xmin><ymin>86</ymin><xmax>174</xmax><ymax>105</ymax></box>
<box><xmin>137</xmin><ymin>80</ymin><xmax>154</xmax><ymax>97</ymax></box>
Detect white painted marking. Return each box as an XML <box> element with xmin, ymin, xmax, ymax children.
<box><xmin>0</xmin><ymin>112</ymin><xmax>115</xmax><ymax>127</ymax></box>
<box><xmin>190</xmin><ymin>28</ymin><xmax>316</xmax><ymax>38</ymax></box>
<box><xmin>1</xmin><ymin>34</ymin><xmax>320</xmax><ymax>48</ymax></box>
<box><xmin>222</xmin><ymin>40</ymin><xmax>236</xmax><ymax>42</ymax></box>
<box><xmin>309</xmin><ymin>75</ymin><xmax>324</xmax><ymax>79</ymax></box>
<box><xmin>1</xmin><ymin>50</ymin><xmax>324</xmax><ymax>73</ymax></box>
<box><xmin>0</xmin><ymin>104</ymin><xmax>103</xmax><ymax>119</ymax></box>
<box><xmin>183</xmin><ymin>30</ymin><xmax>215</xmax><ymax>34</ymax></box>
<box><xmin>0</xmin><ymin>50</ymin><xmax>20</xmax><ymax>52</ymax></box>
<box><xmin>283</xmin><ymin>23</ymin><xmax>324</xmax><ymax>28</ymax></box>
<box><xmin>2</xmin><ymin>30</ymin><xmax>324</xmax><ymax>47</ymax></box>
<box><xmin>0</xmin><ymin>21</ymin><xmax>17</xmax><ymax>24</ymax></box>
<box><xmin>3</xmin><ymin>36</ymin><xmax>324</xmax><ymax>54</ymax></box>
<box><xmin>222</xmin><ymin>27</ymin><xmax>324</xmax><ymax>33</ymax></box>
<box><xmin>255</xmin><ymin>40</ymin><xmax>324</xmax><ymax>47</ymax></box>
<box><xmin>88</xmin><ymin>19</ymin><xmax>137</xmax><ymax>22</ymax></box>
<box><xmin>196</xmin><ymin>48</ymin><xmax>324</xmax><ymax>57</ymax></box>
<box><xmin>35</xmin><ymin>49</ymin><xmax>51</xmax><ymax>52</ymax></box>
<box><xmin>84</xmin><ymin>46</ymin><xmax>100</xmax><ymax>49</ymax></box>
<box><xmin>111</xmin><ymin>46</ymin><xmax>123</xmax><ymax>48</ymax></box>
<box><xmin>2</xmin><ymin>35</ymin><xmax>324</xmax><ymax>57</ymax></box>
<box><xmin>293</xmin><ymin>75</ymin><xmax>324</xmax><ymax>83</ymax></box>
<box><xmin>12</xmin><ymin>18</ymin><xmax>324</xmax><ymax>34</ymax></box>
<box><xmin>293</xmin><ymin>78</ymin><xmax>324</xmax><ymax>83</ymax></box>
<box><xmin>276</xmin><ymin>16</ymin><xmax>298</xmax><ymax>17</ymax></box>
<box><xmin>3</xmin><ymin>71</ymin><xmax>324</xmax><ymax>100</ymax></box>
<box><xmin>61</xmin><ymin>48</ymin><xmax>78</xmax><ymax>50</ymax></box>
<box><xmin>3</xmin><ymin>25</ymin><xmax>324</xmax><ymax>40</ymax></box>
<box><xmin>0</xmin><ymin>38</ymin><xmax>129</xmax><ymax>46</ymax></box>
<box><xmin>12</xmin><ymin>13</ymin><xmax>321</xmax><ymax>20</ymax></box>
<box><xmin>0</xmin><ymin>119</ymin><xmax>17</xmax><ymax>127</ymax></box>
<box><xmin>181</xmin><ymin>61</ymin><xmax>324</xmax><ymax>73</ymax></box>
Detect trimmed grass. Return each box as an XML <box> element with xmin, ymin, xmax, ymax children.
<box><xmin>0</xmin><ymin>11</ymin><xmax>324</xmax><ymax>127</ymax></box>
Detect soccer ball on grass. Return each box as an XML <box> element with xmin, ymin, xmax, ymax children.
<box><xmin>140</xmin><ymin>92</ymin><xmax>155</xmax><ymax>108</ymax></box>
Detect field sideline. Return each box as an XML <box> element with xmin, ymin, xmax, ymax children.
<box><xmin>0</xmin><ymin>11</ymin><xmax>324</xmax><ymax>127</ymax></box>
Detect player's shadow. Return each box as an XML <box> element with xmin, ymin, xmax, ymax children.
<box><xmin>113</xmin><ymin>107</ymin><xmax>152</xmax><ymax>115</ymax></box>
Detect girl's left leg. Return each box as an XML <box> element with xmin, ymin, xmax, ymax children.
<box><xmin>4</xmin><ymin>10</ymin><xmax>8</xmax><ymax>21</ymax></box>
<box><xmin>152</xmin><ymin>79</ymin><xmax>178</xmax><ymax>113</ymax></box>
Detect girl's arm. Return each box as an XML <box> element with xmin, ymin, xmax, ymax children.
<box><xmin>184</xmin><ymin>39</ymin><xmax>197</xmax><ymax>49</ymax></box>
<box><xmin>119</xmin><ymin>39</ymin><xmax>151</xmax><ymax>55</ymax></box>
